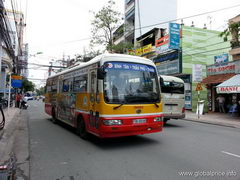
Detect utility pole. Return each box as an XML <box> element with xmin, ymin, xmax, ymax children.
<box><xmin>48</xmin><ymin>62</ymin><xmax>53</xmax><ymax>76</ymax></box>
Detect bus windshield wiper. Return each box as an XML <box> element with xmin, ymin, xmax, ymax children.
<box><xmin>113</xmin><ymin>102</ymin><xmax>125</xmax><ymax>110</ymax></box>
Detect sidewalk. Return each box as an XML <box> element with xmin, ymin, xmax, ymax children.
<box><xmin>0</xmin><ymin>107</ymin><xmax>20</xmax><ymax>140</ymax></box>
<box><xmin>0</xmin><ymin>107</ymin><xmax>20</xmax><ymax>165</ymax></box>
<box><xmin>0</xmin><ymin>106</ymin><xmax>30</xmax><ymax>179</ymax></box>
<box><xmin>184</xmin><ymin>110</ymin><xmax>240</xmax><ymax>128</ymax></box>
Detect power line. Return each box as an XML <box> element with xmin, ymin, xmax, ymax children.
<box><xmin>134</xmin><ymin>3</ymin><xmax>240</xmax><ymax>31</ymax></box>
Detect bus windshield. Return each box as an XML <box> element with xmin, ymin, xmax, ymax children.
<box><xmin>103</xmin><ymin>62</ymin><xmax>160</xmax><ymax>104</ymax></box>
<box><xmin>161</xmin><ymin>81</ymin><xmax>184</xmax><ymax>94</ymax></box>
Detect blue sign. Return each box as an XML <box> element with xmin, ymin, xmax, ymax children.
<box><xmin>214</xmin><ymin>54</ymin><xmax>228</xmax><ymax>64</ymax></box>
<box><xmin>11</xmin><ymin>79</ymin><xmax>22</xmax><ymax>88</ymax></box>
<box><xmin>106</xmin><ymin>62</ymin><xmax>155</xmax><ymax>72</ymax></box>
<box><xmin>169</xmin><ymin>23</ymin><xmax>180</xmax><ymax>50</ymax></box>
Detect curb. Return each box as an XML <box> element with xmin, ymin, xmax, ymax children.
<box><xmin>182</xmin><ymin>118</ymin><xmax>240</xmax><ymax>129</ymax></box>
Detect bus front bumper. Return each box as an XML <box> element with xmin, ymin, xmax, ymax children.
<box><xmin>98</xmin><ymin>122</ymin><xmax>163</xmax><ymax>138</ymax></box>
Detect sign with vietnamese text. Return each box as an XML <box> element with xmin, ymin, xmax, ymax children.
<box><xmin>169</xmin><ymin>23</ymin><xmax>180</xmax><ymax>50</ymax></box>
<box><xmin>106</xmin><ymin>62</ymin><xmax>155</xmax><ymax>72</ymax></box>
<box><xmin>207</xmin><ymin>62</ymin><xmax>235</xmax><ymax>76</ymax></box>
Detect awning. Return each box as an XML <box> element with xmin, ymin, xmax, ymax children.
<box><xmin>202</xmin><ymin>73</ymin><xmax>236</xmax><ymax>84</ymax></box>
<box><xmin>217</xmin><ymin>74</ymin><xmax>240</xmax><ymax>94</ymax></box>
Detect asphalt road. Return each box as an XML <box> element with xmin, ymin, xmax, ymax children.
<box><xmin>26</xmin><ymin>101</ymin><xmax>240</xmax><ymax>180</ymax></box>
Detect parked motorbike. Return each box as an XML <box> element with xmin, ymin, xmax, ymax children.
<box><xmin>0</xmin><ymin>97</ymin><xmax>13</xmax><ymax>109</ymax></box>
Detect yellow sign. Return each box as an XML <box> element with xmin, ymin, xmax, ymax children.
<box><xmin>135</xmin><ymin>48</ymin><xmax>143</xmax><ymax>56</ymax></box>
<box><xmin>12</xmin><ymin>75</ymin><xmax>22</xmax><ymax>80</ymax></box>
<box><xmin>196</xmin><ymin>83</ymin><xmax>203</xmax><ymax>91</ymax></box>
<box><xmin>142</xmin><ymin>44</ymin><xmax>153</xmax><ymax>54</ymax></box>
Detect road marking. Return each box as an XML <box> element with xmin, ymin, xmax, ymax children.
<box><xmin>221</xmin><ymin>151</ymin><xmax>240</xmax><ymax>158</ymax></box>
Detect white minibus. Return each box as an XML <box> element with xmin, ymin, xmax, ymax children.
<box><xmin>159</xmin><ymin>75</ymin><xmax>185</xmax><ymax>124</ymax></box>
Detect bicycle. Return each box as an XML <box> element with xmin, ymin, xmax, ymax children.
<box><xmin>0</xmin><ymin>104</ymin><xmax>5</xmax><ymax>130</ymax></box>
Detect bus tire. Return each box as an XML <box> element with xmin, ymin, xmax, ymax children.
<box><xmin>52</xmin><ymin>108</ymin><xmax>58</xmax><ymax>124</ymax></box>
<box><xmin>77</xmin><ymin>117</ymin><xmax>89</xmax><ymax>140</ymax></box>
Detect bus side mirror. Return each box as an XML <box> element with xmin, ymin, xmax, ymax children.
<box><xmin>97</xmin><ymin>66</ymin><xmax>105</xmax><ymax>79</ymax></box>
<box><xmin>159</xmin><ymin>77</ymin><xmax>164</xmax><ymax>86</ymax></box>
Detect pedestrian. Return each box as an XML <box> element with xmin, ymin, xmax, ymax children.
<box><xmin>15</xmin><ymin>93</ymin><xmax>22</xmax><ymax>108</ymax></box>
<box><xmin>216</xmin><ymin>95</ymin><xmax>225</xmax><ymax>113</ymax></box>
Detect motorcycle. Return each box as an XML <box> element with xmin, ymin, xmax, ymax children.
<box><xmin>21</xmin><ymin>101</ymin><xmax>28</xmax><ymax>109</ymax></box>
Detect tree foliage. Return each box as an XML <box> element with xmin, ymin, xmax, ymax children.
<box><xmin>36</xmin><ymin>87</ymin><xmax>45</xmax><ymax>95</ymax></box>
<box><xmin>90</xmin><ymin>0</ymin><xmax>121</xmax><ymax>52</ymax></box>
<box><xmin>22</xmin><ymin>78</ymin><xmax>35</xmax><ymax>92</ymax></box>
<box><xmin>219</xmin><ymin>22</ymin><xmax>240</xmax><ymax>48</ymax></box>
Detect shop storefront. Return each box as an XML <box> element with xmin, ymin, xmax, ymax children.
<box><xmin>202</xmin><ymin>60</ymin><xmax>240</xmax><ymax>113</ymax></box>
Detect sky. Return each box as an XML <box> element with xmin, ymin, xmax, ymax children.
<box><xmin>7</xmin><ymin>0</ymin><xmax>240</xmax><ymax>88</ymax></box>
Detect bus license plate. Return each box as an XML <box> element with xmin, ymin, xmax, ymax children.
<box><xmin>133</xmin><ymin>119</ymin><xmax>146</xmax><ymax>124</ymax></box>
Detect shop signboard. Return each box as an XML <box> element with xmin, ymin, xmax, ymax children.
<box><xmin>135</xmin><ymin>44</ymin><xmax>153</xmax><ymax>56</ymax></box>
<box><xmin>214</xmin><ymin>54</ymin><xmax>228</xmax><ymax>64</ymax></box>
<box><xmin>169</xmin><ymin>23</ymin><xmax>180</xmax><ymax>50</ymax></box>
<box><xmin>217</xmin><ymin>86</ymin><xmax>240</xmax><ymax>94</ymax></box>
<box><xmin>142</xmin><ymin>44</ymin><xmax>153</xmax><ymax>55</ymax></box>
<box><xmin>153</xmin><ymin>50</ymin><xmax>178</xmax><ymax>63</ymax></box>
<box><xmin>206</xmin><ymin>61</ymin><xmax>239</xmax><ymax>76</ymax></box>
<box><xmin>135</xmin><ymin>47</ymin><xmax>143</xmax><ymax>56</ymax></box>
<box><xmin>156</xmin><ymin>59</ymin><xmax>180</xmax><ymax>75</ymax></box>
<box><xmin>192</xmin><ymin>64</ymin><xmax>202</xmax><ymax>82</ymax></box>
<box><xmin>155</xmin><ymin>35</ymin><xmax>170</xmax><ymax>55</ymax></box>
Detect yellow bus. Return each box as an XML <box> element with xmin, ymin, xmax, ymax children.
<box><xmin>45</xmin><ymin>54</ymin><xmax>163</xmax><ymax>138</ymax></box>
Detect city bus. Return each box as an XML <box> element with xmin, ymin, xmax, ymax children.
<box><xmin>45</xmin><ymin>53</ymin><xmax>163</xmax><ymax>138</ymax></box>
<box><xmin>159</xmin><ymin>75</ymin><xmax>185</xmax><ymax>124</ymax></box>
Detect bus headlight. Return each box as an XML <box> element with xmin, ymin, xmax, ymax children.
<box><xmin>154</xmin><ymin>117</ymin><xmax>163</xmax><ymax>122</ymax></box>
<box><xmin>103</xmin><ymin>120</ymin><xmax>122</xmax><ymax>126</ymax></box>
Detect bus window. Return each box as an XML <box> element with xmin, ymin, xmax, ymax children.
<box><xmin>161</xmin><ymin>81</ymin><xmax>184</xmax><ymax>94</ymax></box>
<box><xmin>73</xmin><ymin>75</ymin><xmax>87</xmax><ymax>93</ymax></box>
<box><xmin>62</xmin><ymin>78</ymin><xmax>73</xmax><ymax>92</ymax></box>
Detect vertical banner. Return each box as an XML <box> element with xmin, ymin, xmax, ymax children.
<box><xmin>192</xmin><ymin>64</ymin><xmax>202</xmax><ymax>82</ymax></box>
<box><xmin>169</xmin><ymin>23</ymin><xmax>180</xmax><ymax>50</ymax></box>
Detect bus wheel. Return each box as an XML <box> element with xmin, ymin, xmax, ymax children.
<box><xmin>52</xmin><ymin>109</ymin><xmax>58</xmax><ymax>124</ymax></box>
<box><xmin>77</xmin><ymin>117</ymin><xmax>89</xmax><ymax>140</ymax></box>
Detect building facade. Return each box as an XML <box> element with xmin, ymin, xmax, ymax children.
<box><xmin>124</xmin><ymin>0</ymin><xmax>177</xmax><ymax>46</ymax></box>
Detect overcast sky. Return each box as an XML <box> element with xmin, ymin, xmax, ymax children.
<box><xmin>20</xmin><ymin>0</ymin><xmax>240</xmax><ymax>87</ymax></box>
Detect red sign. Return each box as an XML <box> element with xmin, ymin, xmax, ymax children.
<box><xmin>208</xmin><ymin>64</ymin><xmax>235</xmax><ymax>73</ymax></box>
<box><xmin>156</xmin><ymin>35</ymin><xmax>169</xmax><ymax>47</ymax></box>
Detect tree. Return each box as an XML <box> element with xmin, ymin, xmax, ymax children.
<box><xmin>36</xmin><ymin>87</ymin><xmax>45</xmax><ymax>95</ymax></box>
<box><xmin>90</xmin><ymin>0</ymin><xmax>121</xmax><ymax>52</ymax></box>
<box><xmin>22</xmin><ymin>78</ymin><xmax>35</xmax><ymax>92</ymax></box>
<box><xmin>219</xmin><ymin>22</ymin><xmax>240</xmax><ymax>48</ymax></box>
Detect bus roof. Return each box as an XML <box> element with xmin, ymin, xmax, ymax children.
<box><xmin>159</xmin><ymin>75</ymin><xmax>184</xmax><ymax>83</ymax></box>
<box><xmin>48</xmin><ymin>53</ymin><xmax>155</xmax><ymax>79</ymax></box>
